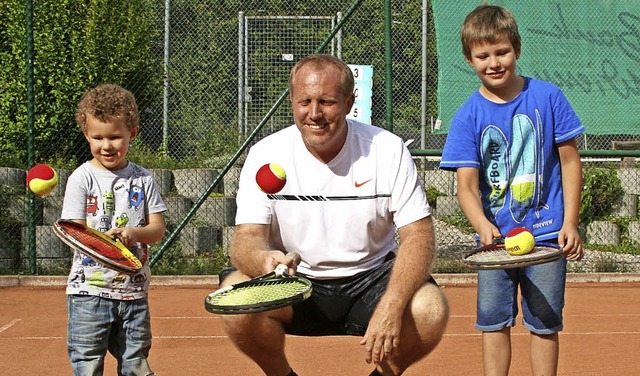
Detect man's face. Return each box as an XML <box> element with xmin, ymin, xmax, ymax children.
<box><xmin>290</xmin><ymin>63</ymin><xmax>355</xmax><ymax>163</ymax></box>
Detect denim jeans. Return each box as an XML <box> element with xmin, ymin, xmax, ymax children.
<box><xmin>476</xmin><ymin>257</ymin><xmax>567</xmax><ymax>334</ymax></box>
<box><xmin>67</xmin><ymin>294</ymin><xmax>154</xmax><ymax>376</ymax></box>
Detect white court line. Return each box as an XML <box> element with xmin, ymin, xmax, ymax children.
<box><xmin>154</xmin><ymin>316</ymin><xmax>218</xmax><ymax>319</ymax></box>
<box><xmin>155</xmin><ymin>314</ymin><xmax>640</xmax><ymax>319</ymax></box>
<box><xmin>156</xmin><ymin>335</ymin><xmax>228</xmax><ymax>339</ymax></box>
<box><xmin>0</xmin><ymin>319</ymin><xmax>21</xmax><ymax>333</ymax></box>
<box><xmin>451</xmin><ymin>314</ymin><xmax>640</xmax><ymax>318</ymax></box>
<box><xmin>566</xmin><ymin>313</ymin><xmax>640</xmax><ymax>317</ymax></box>
<box><xmin>446</xmin><ymin>331</ymin><xmax>640</xmax><ymax>337</ymax></box>
<box><xmin>5</xmin><ymin>331</ymin><xmax>640</xmax><ymax>341</ymax></box>
<box><xmin>3</xmin><ymin>314</ymin><xmax>638</xmax><ymax>341</ymax></box>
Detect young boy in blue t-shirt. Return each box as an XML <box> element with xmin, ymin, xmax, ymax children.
<box><xmin>440</xmin><ymin>5</ymin><xmax>584</xmax><ymax>376</ymax></box>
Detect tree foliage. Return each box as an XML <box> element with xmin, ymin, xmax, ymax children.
<box><xmin>0</xmin><ymin>0</ymin><xmax>162</xmax><ymax>168</ymax></box>
<box><xmin>1</xmin><ymin>0</ymin><xmax>436</xmax><ymax>168</ymax></box>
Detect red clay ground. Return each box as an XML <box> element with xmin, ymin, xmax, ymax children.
<box><xmin>1</xmin><ymin>277</ymin><xmax>639</xmax><ymax>375</ymax></box>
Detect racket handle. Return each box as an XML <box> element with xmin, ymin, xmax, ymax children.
<box><xmin>274</xmin><ymin>252</ymin><xmax>301</xmax><ymax>277</ymax></box>
<box><xmin>274</xmin><ymin>264</ymin><xmax>288</xmax><ymax>276</ymax></box>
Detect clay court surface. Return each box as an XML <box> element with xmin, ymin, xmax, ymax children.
<box><xmin>1</xmin><ymin>275</ymin><xmax>640</xmax><ymax>375</ymax></box>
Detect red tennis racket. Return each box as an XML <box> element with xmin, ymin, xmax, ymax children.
<box><xmin>53</xmin><ymin>219</ymin><xmax>142</xmax><ymax>274</ymax></box>
<box><xmin>462</xmin><ymin>241</ymin><xmax>563</xmax><ymax>270</ymax></box>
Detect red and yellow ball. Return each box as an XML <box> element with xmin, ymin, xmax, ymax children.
<box><xmin>255</xmin><ymin>163</ymin><xmax>287</xmax><ymax>194</ymax></box>
<box><xmin>26</xmin><ymin>164</ymin><xmax>58</xmax><ymax>197</ymax></box>
<box><xmin>505</xmin><ymin>227</ymin><xmax>535</xmax><ymax>256</ymax></box>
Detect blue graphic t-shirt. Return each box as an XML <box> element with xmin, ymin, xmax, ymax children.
<box><xmin>440</xmin><ymin>77</ymin><xmax>584</xmax><ymax>240</ymax></box>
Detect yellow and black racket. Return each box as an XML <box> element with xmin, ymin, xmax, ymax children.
<box><xmin>205</xmin><ymin>253</ymin><xmax>312</xmax><ymax>315</ymax></box>
<box><xmin>53</xmin><ymin>219</ymin><xmax>142</xmax><ymax>274</ymax></box>
<box><xmin>462</xmin><ymin>242</ymin><xmax>563</xmax><ymax>270</ymax></box>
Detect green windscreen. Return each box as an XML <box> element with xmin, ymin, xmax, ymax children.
<box><xmin>433</xmin><ymin>1</ymin><xmax>640</xmax><ymax>135</ymax></box>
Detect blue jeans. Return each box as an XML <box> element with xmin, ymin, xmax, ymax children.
<box><xmin>476</xmin><ymin>257</ymin><xmax>567</xmax><ymax>335</ymax></box>
<box><xmin>67</xmin><ymin>295</ymin><xmax>154</xmax><ymax>376</ymax></box>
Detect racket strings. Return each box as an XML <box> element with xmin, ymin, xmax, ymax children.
<box><xmin>472</xmin><ymin>246</ymin><xmax>559</xmax><ymax>262</ymax></box>
<box><xmin>463</xmin><ymin>244</ymin><xmax>563</xmax><ymax>269</ymax></box>
<box><xmin>209</xmin><ymin>279</ymin><xmax>309</xmax><ymax>306</ymax></box>
<box><xmin>63</xmin><ymin>226</ymin><xmax>141</xmax><ymax>268</ymax></box>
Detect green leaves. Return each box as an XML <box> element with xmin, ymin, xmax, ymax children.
<box><xmin>580</xmin><ymin>166</ymin><xmax>625</xmax><ymax>223</ymax></box>
<box><xmin>1</xmin><ymin>0</ymin><xmax>160</xmax><ymax>168</ymax></box>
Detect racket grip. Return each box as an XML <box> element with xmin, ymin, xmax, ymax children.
<box><xmin>274</xmin><ymin>264</ymin><xmax>288</xmax><ymax>276</ymax></box>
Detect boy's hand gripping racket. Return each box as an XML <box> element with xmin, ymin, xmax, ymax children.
<box><xmin>53</xmin><ymin>219</ymin><xmax>142</xmax><ymax>274</ymax></box>
<box><xmin>205</xmin><ymin>252</ymin><xmax>312</xmax><ymax>315</ymax></box>
<box><xmin>462</xmin><ymin>241</ymin><xmax>563</xmax><ymax>270</ymax></box>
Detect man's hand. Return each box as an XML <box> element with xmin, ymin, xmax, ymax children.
<box><xmin>360</xmin><ymin>303</ymin><xmax>402</xmax><ymax>364</ymax></box>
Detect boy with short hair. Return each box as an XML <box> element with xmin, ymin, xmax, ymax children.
<box><xmin>62</xmin><ymin>83</ymin><xmax>166</xmax><ymax>375</ymax></box>
<box><xmin>440</xmin><ymin>5</ymin><xmax>584</xmax><ymax>375</ymax></box>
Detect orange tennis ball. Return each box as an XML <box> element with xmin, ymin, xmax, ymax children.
<box><xmin>26</xmin><ymin>164</ymin><xmax>58</xmax><ymax>197</ymax></box>
<box><xmin>256</xmin><ymin>163</ymin><xmax>286</xmax><ymax>194</ymax></box>
<box><xmin>505</xmin><ymin>227</ymin><xmax>535</xmax><ymax>256</ymax></box>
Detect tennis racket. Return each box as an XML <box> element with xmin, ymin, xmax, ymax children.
<box><xmin>52</xmin><ymin>219</ymin><xmax>142</xmax><ymax>274</ymax></box>
<box><xmin>462</xmin><ymin>241</ymin><xmax>563</xmax><ymax>270</ymax></box>
<box><xmin>205</xmin><ymin>252</ymin><xmax>312</xmax><ymax>315</ymax></box>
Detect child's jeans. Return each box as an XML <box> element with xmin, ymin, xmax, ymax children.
<box><xmin>67</xmin><ymin>294</ymin><xmax>154</xmax><ymax>376</ymax></box>
<box><xmin>475</xmin><ymin>257</ymin><xmax>567</xmax><ymax>334</ymax></box>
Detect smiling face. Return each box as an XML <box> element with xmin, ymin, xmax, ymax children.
<box><xmin>467</xmin><ymin>33</ymin><xmax>523</xmax><ymax>102</ymax></box>
<box><xmin>290</xmin><ymin>62</ymin><xmax>355</xmax><ymax>163</ymax></box>
<box><xmin>84</xmin><ymin>113</ymin><xmax>138</xmax><ymax>171</ymax></box>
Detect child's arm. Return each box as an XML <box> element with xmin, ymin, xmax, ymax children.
<box><xmin>456</xmin><ymin>167</ymin><xmax>502</xmax><ymax>245</ymax></box>
<box><xmin>107</xmin><ymin>213</ymin><xmax>166</xmax><ymax>248</ymax></box>
<box><xmin>557</xmin><ymin>138</ymin><xmax>584</xmax><ymax>260</ymax></box>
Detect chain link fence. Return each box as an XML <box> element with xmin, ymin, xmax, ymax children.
<box><xmin>1</xmin><ymin>0</ymin><xmax>638</xmax><ymax>275</ymax></box>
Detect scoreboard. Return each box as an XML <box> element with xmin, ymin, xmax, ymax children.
<box><xmin>347</xmin><ymin>64</ymin><xmax>373</xmax><ymax>124</ymax></box>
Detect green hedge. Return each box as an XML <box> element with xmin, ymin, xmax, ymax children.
<box><xmin>0</xmin><ymin>0</ymin><xmax>161</xmax><ymax>169</ymax></box>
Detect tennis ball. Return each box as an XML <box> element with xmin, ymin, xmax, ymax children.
<box><xmin>505</xmin><ymin>227</ymin><xmax>535</xmax><ymax>256</ymax></box>
<box><xmin>256</xmin><ymin>163</ymin><xmax>286</xmax><ymax>194</ymax></box>
<box><xmin>26</xmin><ymin>164</ymin><xmax>58</xmax><ymax>197</ymax></box>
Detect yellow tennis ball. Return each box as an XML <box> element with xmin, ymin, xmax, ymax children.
<box><xmin>505</xmin><ymin>227</ymin><xmax>535</xmax><ymax>256</ymax></box>
<box><xmin>26</xmin><ymin>164</ymin><xmax>58</xmax><ymax>197</ymax></box>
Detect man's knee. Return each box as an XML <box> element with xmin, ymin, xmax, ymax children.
<box><xmin>410</xmin><ymin>283</ymin><xmax>449</xmax><ymax>335</ymax></box>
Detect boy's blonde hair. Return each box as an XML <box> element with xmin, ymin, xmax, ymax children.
<box><xmin>75</xmin><ymin>84</ymin><xmax>139</xmax><ymax>132</ymax></box>
<box><xmin>460</xmin><ymin>5</ymin><xmax>521</xmax><ymax>60</ymax></box>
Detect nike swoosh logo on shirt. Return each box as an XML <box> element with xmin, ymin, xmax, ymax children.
<box><xmin>354</xmin><ymin>179</ymin><xmax>373</xmax><ymax>188</ymax></box>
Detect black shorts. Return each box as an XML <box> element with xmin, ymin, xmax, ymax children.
<box><xmin>218</xmin><ymin>253</ymin><xmax>437</xmax><ymax>337</ymax></box>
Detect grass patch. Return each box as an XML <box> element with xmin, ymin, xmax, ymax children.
<box><xmin>151</xmin><ymin>243</ymin><xmax>231</xmax><ymax>275</ymax></box>
<box><xmin>434</xmin><ymin>257</ymin><xmax>472</xmax><ymax>274</ymax></box>
<box><xmin>439</xmin><ymin>211</ymin><xmax>475</xmax><ymax>234</ymax></box>
<box><xmin>584</xmin><ymin>242</ymin><xmax>640</xmax><ymax>256</ymax></box>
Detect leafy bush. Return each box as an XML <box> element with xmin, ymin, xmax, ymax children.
<box><xmin>425</xmin><ymin>186</ymin><xmax>446</xmax><ymax>209</ymax></box>
<box><xmin>1</xmin><ymin>0</ymin><xmax>161</xmax><ymax>169</ymax></box>
<box><xmin>151</xmin><ymin>243</ymin><xmax>231</xmax><ymax>275</ymax></box>
<box><xmin>580</xmin><ymin>167</ymin><xmax>625</xmax><ymax>223</ymax></box>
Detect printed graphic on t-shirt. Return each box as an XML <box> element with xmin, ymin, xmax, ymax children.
<box><xmin>481</xmin><ymin>111</ymin><xmax>548</xmax><ymax>224</ymax></box>
<box><xmin>481</xmin><ymin>125</ymin><xmax>509</xmax><ymax>219</ymax></box>
<box><xmin>129</xmin><ymin>185</ymin><xmax>144</xmax><ymax>209</ymax></box>
<box><xmin>86</xmin><ymin>195</ymin><xmax>98</xmax><ymax>215</ymax></box>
